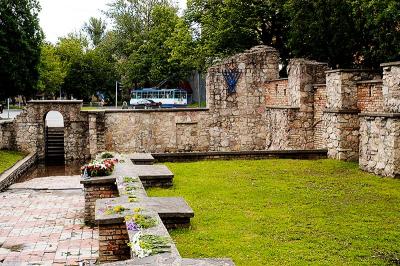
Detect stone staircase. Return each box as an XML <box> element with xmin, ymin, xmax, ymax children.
<box><xmin>45</xmin><ymin>127</ymin><xmax>64</xmax><ymax>163</ymax></box>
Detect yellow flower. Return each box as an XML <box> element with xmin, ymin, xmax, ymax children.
<box><xmin>113</xmin><ymin>205</ymin><xmax>125</xmax><ymax>213</ymax></box>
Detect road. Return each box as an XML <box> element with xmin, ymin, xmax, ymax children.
<box><xmin>0</xmin><ymin>109</ymin><xmax>22</xmax><ymax>120</ymax></box>
<box><xmin>0</xmin><ymin>109</ymin><xmax>62</xmax><ymax>127</ymax></box>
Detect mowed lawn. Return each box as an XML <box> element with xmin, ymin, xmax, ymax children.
<box><xmin>147</xmin><ymin>159</ymin><xmax>400</xmax><ymax>265</ymax></box>
<box><xmin>0</xmin><ymin>150</ymin><xmax>24</xmax><ymax>174</ymax></box>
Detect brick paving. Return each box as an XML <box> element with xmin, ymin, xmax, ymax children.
<box><xmin>0</xmin><ymin>176</ymin><xmax>98</xmax><ymax>265</ymax></box>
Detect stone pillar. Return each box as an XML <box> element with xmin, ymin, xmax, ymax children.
<box><xmin>381</xmin><ymin>62</ymin><xmax>400</xmax><ymax>112</ymax></box>
<box><xmin>81</xmin><ymin>178</ymin><xmax>119</xmax><ymax>225</ymax></box>
<box><xmin>88</xmin><ymin>113</ymin><xmax>98</xmax><ymax>158</ymax></box>
<box><xmin>324</xmin><ymin>70</ymin><xmax>377</xmax><ymax>161</ymax></box>
<box><xmin>286</xmin><ymin>59</ymin><xmax>328</xmax><ymax>149</ymax></box>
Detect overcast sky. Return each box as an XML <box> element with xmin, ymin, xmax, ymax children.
<box><xmin>39</xmin><ymin>0</ymin><xmax>187</xmax><ymax>43</ymax></box>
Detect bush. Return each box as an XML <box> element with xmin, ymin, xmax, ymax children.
<box><xmin>101</xmin><ymin>152</ymin><xmax>114</xmax><ymax>159</ymax></box>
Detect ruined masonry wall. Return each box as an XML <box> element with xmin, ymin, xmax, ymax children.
<box><xmin>359</xmin><ymin>116</ymin><xmax>400</xmax><ymax>177</ymax></box>
<box><xmin>0</xmin><ymin>121</ymin><xmax>15</xmax><ymax>150</ymax></box>
<box><xmin>4</xmin><ymin>46</ymin><xmax>400</xmax><ymax>178</ymax></box>
<box><xmin>358</xmin><ymin>62</ymin><xmax>400</xmax><ymax>177</ymax></box>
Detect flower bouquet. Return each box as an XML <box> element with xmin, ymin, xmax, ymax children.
<box><xmin>81</xmin><ymin>158</ymin><xmax>118</xmax><ymax>177</ymax></box>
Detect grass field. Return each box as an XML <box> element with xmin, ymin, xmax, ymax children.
<box><xmin>147</xmin><ymin>159</ymin><xmax>400</xmax><ymax>265</ymax></box>
<box><xmin>0</xmin><ymin>150</ymin><xmax>25</xmax><ymax>174</ymax></box>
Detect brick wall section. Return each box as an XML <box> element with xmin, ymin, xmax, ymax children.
<box><xmin>313</xmin><ymin>84</ymin><xmax>327</xmax><ymax>149</ymax></box>
<box><xmin>99</xmin><ymin>223</ymin><xmax>130</xmax><ymax>263</ymax></box>
<box><xmin>357</xmin><ymin>80</ymin><xmax>384</xmax><ymax>112</ymax></box>
<box><xmin>265</xmin><ymin>79</ymin><xmax>289</xmax><ymax>106</ymax></box>
<box><xmin>83</xmin><ymin>183</ymin><xmax>119</xmax><ymax>225</ymax></box>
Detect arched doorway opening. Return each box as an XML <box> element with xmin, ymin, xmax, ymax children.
<box><xmin>45</xmin><ymin>111</ymin><xmax>65</xmax><ymax>164</ymax></box>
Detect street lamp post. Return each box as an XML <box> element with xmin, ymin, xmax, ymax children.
<box><xmin>115</xmin><ymin>81</ymin><xmax>118</xmax><ymax>108</ymax></box>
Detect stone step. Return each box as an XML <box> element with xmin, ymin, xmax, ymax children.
<box><xmin>129</xmin><ymin>153</ymin><xmax>155</xmax><ymax>165</ymax></box>
<box><xmin>133</xmin><ymin>165</ymin><xmax>174</xmax><ymax>188</ymax></box>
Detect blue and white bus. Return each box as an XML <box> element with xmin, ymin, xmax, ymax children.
<box><xmin>130</xmin><ymin>88</ymin><xmax>188</xmax><ymax>108</ymax></box>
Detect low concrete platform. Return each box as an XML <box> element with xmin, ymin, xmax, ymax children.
<box><xmin>96</xmin><ymin>196</ymin><xmax>194</xmax><ymax>229</ymax></box>
<box><xmin>129</xmin><ymin>153</ymin><xmax>155</xmax><ymax>165</ymax></box>
<box><xmin>133</xmin><ymin>165</ymin><xmax>174</xmax><ymax>188</ymax></box>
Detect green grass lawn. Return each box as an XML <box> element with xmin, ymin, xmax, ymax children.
<box><xmin>147</xmin><ymin>159</ymin><xmax>400</xmax><ymax>265</ymax></box>
<box><xmin>0</xmin><ymin>150</ymin><xmax>25</xmax><ymax>174</ymax></box>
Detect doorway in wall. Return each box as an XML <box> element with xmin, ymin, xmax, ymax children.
<box><xmin>44</xmin><ymin>111</ymin><xmax>65</xmax><ymax>164</ymax></box>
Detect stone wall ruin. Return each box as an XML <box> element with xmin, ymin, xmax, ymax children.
<box><xmin>1</xmin><ymin>46</ymin><xmax>400</xmax><ymax>177</ymax></box>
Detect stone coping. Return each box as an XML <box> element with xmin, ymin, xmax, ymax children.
<box><xmin>325</xmin><ymin>69</ymin><xmax>376</xmax><ymax>74</ymax></box>
<box><xmin>266</xmin><ymin>106</ymin><xmax>300</xmax><ymax>110</ymax></box>
<box><xmin>129</xmin><ymin>153</ymin><xmax>155</xmax><ymax>161</ymax></box>
<box><xmin>133</xmin><ymin>165</ymin><xmax>174</xmax><ymax>179</ymax></box>
<box><xmin>313</xmin><ymin>83</ymin><xmax>326</xmax><ymax>87</ymax></box>
<box><xmin>324</xmin><ymin>109</ymin><xmax>360</xmax><ymax>114</ymax></box>
<box><xmin>265</xmin><ymin>78</ymin><xmax>288</xmax><ymax>82</ymax></box>
<box><xmin>152</xmin><ymin>149</ymin><xmax>328</xmax><ymax>162</ymax></box>
<box><xmin>83</xmin><ymin>108</ymin><xmax>209</xmax><ymax>114</ymax></box>
<box><xmin>0</xmin><ymin>152</ymin><xmax>37</xmax><ymax>191</ymax></box>
<box><xmin>356</xmin><ymin>79</ymin><xmax>383</xmax><ymax>84</ymax></box>
<box><xmin>80</xmin><ymin>175</ymin><xmax>116</xmax><ymax>185</ymax></box>
<box><xmin>359</xmin><ymin>112</ymin><xmax>400</xmax><ymax>118</ymax></box>
<box><xmin>380</xmin><ymin>61</ymin><xmax>400</xmax><ymax>67</ymax></box>
<box><xmin>128</xmin><ymin>153</ymin><xmax>155</xmax><ymax>165</ymax></box>
<box><xmin>28</xmin><ymin>100</ymin><xmax>83</xmax><ymax>104</ymax></box>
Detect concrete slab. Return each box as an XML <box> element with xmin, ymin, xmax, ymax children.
<box><xmin>129</xmin><ymin>153</ymin><xmax>155</xmax><ymax>165</ymax></box>
<box><xmin>134</xmin><ymin>165</ymin><xmax>173</xmax><ymax>179</ymax></box>
<box><xmin>133</xmin><ymin>165</ymin><xmax>174</xmax><ymax>188</ymax></box>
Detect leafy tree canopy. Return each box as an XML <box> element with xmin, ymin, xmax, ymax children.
<box><xmin>187</xmin><ymin>0</ymin><xmax>400</xmax><ymax>69</ymax></box>
<box><xmin>106</xmin><ymin>0</ymin><xmax>195</xmax><ymax>88</ymax></box>
<box><xmin>0</xmin><ymin>0</ymin><xmax>43</xmax><ymax>99</ymax></box>
<box><xmin>38</xmin><ymin>43</ymin><xmax>66</xmax><ymax>97</ymax></box>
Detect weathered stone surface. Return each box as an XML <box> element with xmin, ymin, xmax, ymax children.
<box><xmin>359</xmin><ymin>116</ymin><xmax>400</xmax><ymax>177</ymax></box>
<box><xmin>3</xmin><ymin>48</ymin><xmax>400</xmax><ymax>178</ymax></box>
<box><xmin>381</xmin><ymin>62</ymin><xmax>400</xmax><ymax>112</ymax></box>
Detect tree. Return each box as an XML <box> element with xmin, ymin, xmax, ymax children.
<box><xmin>83</xmin><ymin>17</ymin><xmax>107</xmax><ymax>47</ymax></box>
<box><xmin>186</xmin><ymin>0</ymin><xmax>289</xmax><ymax>69</ymax></box>
<box><xmin>286</xmin><ymin>0</ymin><xmax>360</xmax><ymax>68</ymax></box>
<box><xmin>0</xmin><ymin>0</ymin><xmax>43</xmax><ymax>99</ymax></box>
<box><xmin>351</xmin><ymin>0</ymin><xmax>400</xmax><ymax>68</ymax></box>
<box><xmin>38</xmin><ymin>43</ymin><xmax>66</xmax><ymax>97</ymax></box>
<box><xmin>55</xmin><ymin>35</ymin><xmax>117</xmax><ymax>101</ymax></box>
<box><xmin>106</xmin><ymin>0</ymin><xmax>195</xmax><ymax>88</ymax></box>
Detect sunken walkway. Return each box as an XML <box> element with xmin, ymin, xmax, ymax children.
<box><xmin>0</xmin><ymin>176</ymin><xmax>98</xmax><ymax>265</ymax></box>
<box><xmin>82</xmin><ymin>153</ymin><xmax>234</xmax><ymax>265</ymax></box>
